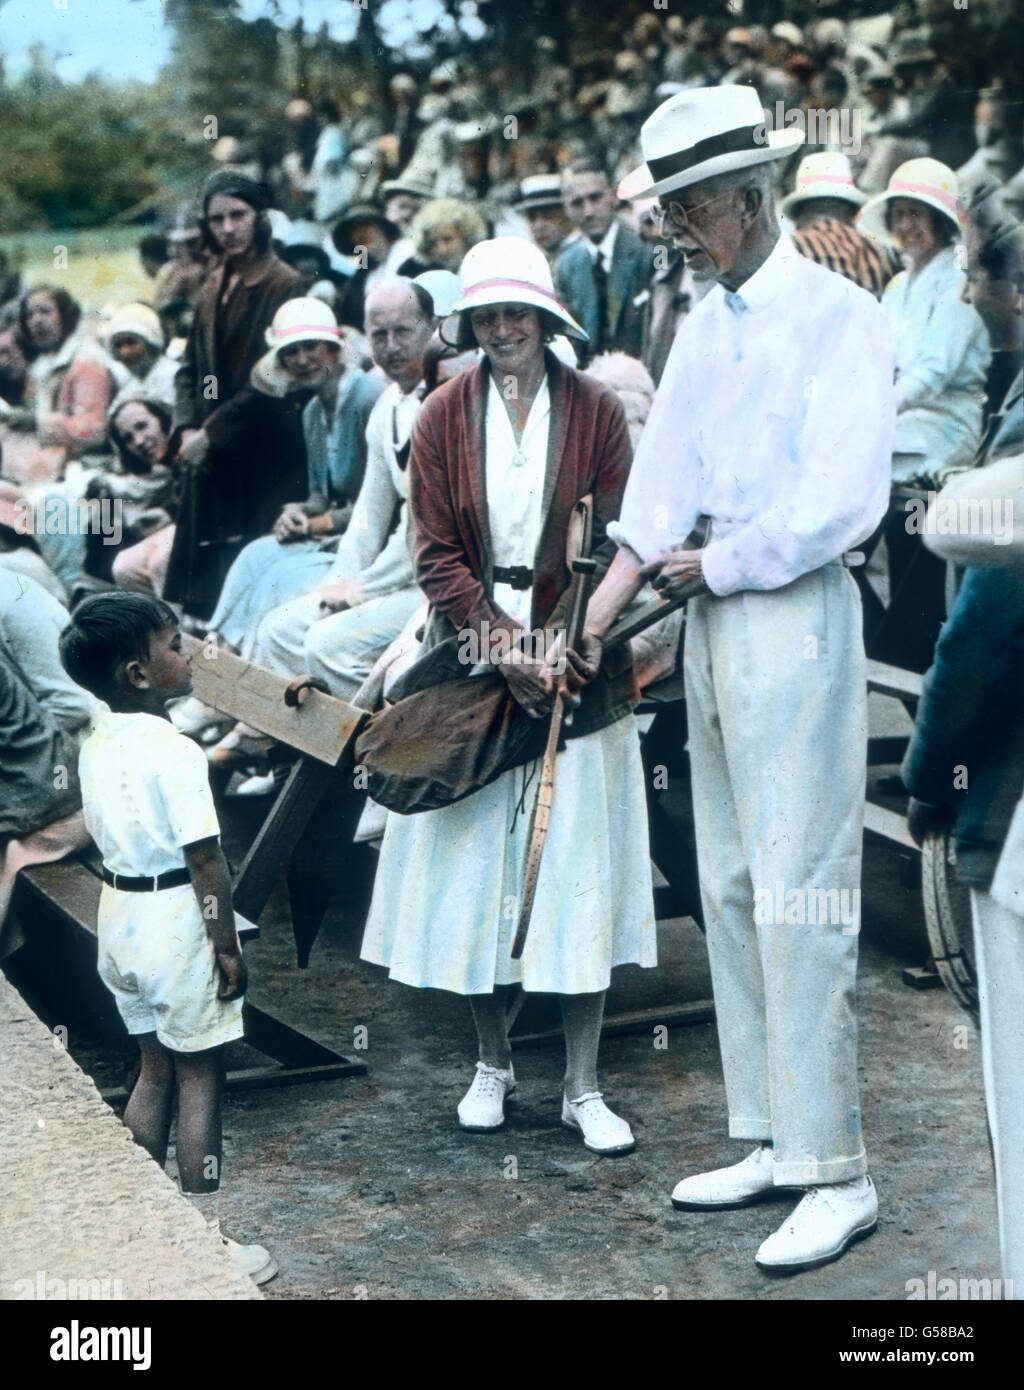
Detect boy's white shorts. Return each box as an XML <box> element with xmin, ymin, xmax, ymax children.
<box><xmin>97</xmin><ymin>883</ymin><xmax>245</xmax><ymax>1053</ymax></box>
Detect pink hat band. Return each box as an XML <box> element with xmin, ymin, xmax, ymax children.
<box><xmin>889</xmin><ymin>178</ymin><xmax>965</xmax><ymax>219</ymax></box>
<box><xmin>272</xmin><ymin>324</ymin><xmax>344</xmax><ymax>339</ymax></box>
<box><xmin>799</xmin><ymin>172</ymin><xmax>856</xmax><ymax>189</ymax></box>
<box><xmin>462</xmin><ymin>277</ymin><xmax>564</xmax><ymax>307</ymax></box>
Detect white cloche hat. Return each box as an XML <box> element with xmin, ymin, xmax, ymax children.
<box><xmin>451</xmin><ymin>237</ymin><xmax>588</xmax><ymax>342</ymax></box>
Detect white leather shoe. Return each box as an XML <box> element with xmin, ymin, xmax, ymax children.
<box><xmin>671</xmin><ymin>1144</ymin><xmax>799</xmax><ymax>1210</ymax></box>
<box><xmin>562</xmin><ymin>1092</ymin><xmax>635</xmax><ymax>1156</ymax></box>
<box><xmin>457</xmin><ymin>1062</ymin><xmax>516</xmax><ymax>1131</ymax></box>
<box><xmin>756</xmin><ymin>1176</ymin><xmax>878</xmax><ymax>1273</ymax></box>
<box><xmin>221</xmin><ymin>1233</ymin><xmax>278</xmax><ymax>1286</ymax></box>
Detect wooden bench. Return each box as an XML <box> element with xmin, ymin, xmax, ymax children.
<box><xmin>13</xmin><ymin>635</ymin><xmax>372</xmax><ymax>1093</ymax></box>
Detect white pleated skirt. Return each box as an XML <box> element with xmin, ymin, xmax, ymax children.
<box><xmin>360</xmin><ymin>711</ymin><xmax>657</xmax><ymax>995</ymax></box>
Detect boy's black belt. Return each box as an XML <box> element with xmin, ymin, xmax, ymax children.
<box><xmin>102</xmin><ymin>866</ymin><xmax>191</xmax><ymax>892</ymax></box>
<box><xmin>493</xmin><ymin>565</ymin><xmax>534</xmax><ymax>590</ymax></box>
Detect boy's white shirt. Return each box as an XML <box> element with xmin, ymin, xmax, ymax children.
<box><xmin>79</xmin><ymin>710</ymin><xmax>220</xmax><ymax>878</ymax></box>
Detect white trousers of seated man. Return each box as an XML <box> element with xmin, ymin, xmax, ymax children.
<box><xmin>251</xmin><ymin>587</ymin><xmax>422</xmax><ymax>702</ymax></box>
<box><xmin>969</xmin><ymin>887</ymin><xmax>1024</xmax><ymax>1297</ymax></box>
<box><xmin>683</xmin><ymin>560</ymin><xmax>868</xmax><ymax>1187</ymax></box>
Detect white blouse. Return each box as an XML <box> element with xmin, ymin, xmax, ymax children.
<box><xmin>484</xmin><ymin>374</ymin><xmax>550</xmax><ymax>626</ymax></box>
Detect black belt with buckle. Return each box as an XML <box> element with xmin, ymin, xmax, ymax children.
<box><xmin>493</xmin><ymin>564</ymin><xmax>534</xmax><ymax>591</ymax></box>
<box><xmin>102</xmin><ymin>866</ymin><xmax>192</xmax><ymax>893</ymax></box>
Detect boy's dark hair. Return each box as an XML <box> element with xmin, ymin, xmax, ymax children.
<box><xmin>59</xmin><ymin>592</ymin><xmax>178</xmax><ymax>702</ymax></box>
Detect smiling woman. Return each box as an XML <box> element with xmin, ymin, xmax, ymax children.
<box><xmin>360</xmin><ymin>238</ymin><xmax>657</xmax><ymax>1156</ymax></box>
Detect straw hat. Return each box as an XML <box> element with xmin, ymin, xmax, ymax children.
<box><xmin>781</xmin><ymin>151</ymin><xmax>866</xmax><ymax>217</ymax></box>
<box><xmin>618</xmin><ymin>86</ymin><xmax>804</xmax><ymax>203</ymax></box>
<box><xmin>859</xmin><ymin>158</ymin><xmax>968</xmax><ymax>240</ymax></box>
<box><xmin>379</xmin><ymin>172</ymin><xmax>434</xmax><ymax>201</ymax></box>
<box><xmin>254</xmin><ymin>297</ymin><xmax>344</xmax><ymax>395</ymax></box>
<box><xmin>451</xmin><ymin>238</ymin><xmax>587</xmax><ymax>342</ymax></box>
<box><xmin>513</xmin><ymin>174</ymin><xmax>565</xmax><ymax>213</ymax></box>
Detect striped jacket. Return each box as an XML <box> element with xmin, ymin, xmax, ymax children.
<box><xmin>791</xmin><ymin>216</ymin><xmax>896</xmax><ymax>300</ymax></box>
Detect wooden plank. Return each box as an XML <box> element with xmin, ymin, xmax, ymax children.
<box><xmin>99</xmin><ymin>1058</ymin><xmax>367</xmax><ymax>1104</ymax></box>
<box><xmin>864</xmin><ymin>800</ymin><xmax>919</xmax><ymax>851</ymax></box>
<box><xmin>182</xmin><ymin>635</ymin><xmax>367</xmax><ymax>765</ymax></box>
<box><xmin>867</xmin><ymin>735</ymin><xmax>910</xmax><ymax>766</ymax></box>
<box><xmin>867</xmin><ymin>659</ymin><xmax>923</xmax><ymax>704</ymax></box>
<box><xmin>902</xmin><ymin>965</ymin><xmax>943</xmax><ymax>990</ymax></box>
<box><xmin>230</xmin><ymin>756</ymin><xmax>337</xmax><ymax>922</ymax></box>
<box><xmin>20</xmin><ymin>860</ymin><xmax>100</xmax><ymax>938</ymax></box>
<box><xmin>511</xmin><ymin>999</ymin><xmax>715</xmax><ymax>1047</ymax></box>
<box><xmin>17</xmin><ymin>866</ymin><xmax>366</xmax><ymax>1085</ymax></box>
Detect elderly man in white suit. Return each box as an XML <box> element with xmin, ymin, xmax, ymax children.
<box><xmin>573</xmin><ymin>86</ymin><xmax>896</xmax><ymax>1273</ymax></box>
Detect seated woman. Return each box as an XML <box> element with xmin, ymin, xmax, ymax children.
<box><xmin>396</xmin><ymin>197</ymin><xmax>488</xmax><ymax>277</ymax></box>
<box><xmin>205</xmin><ymin>297</ymin><xmax>383</xmax><ymax>656</ymax></box>
<box><xmin>0</xmin><ymin>568</ymin><xmax>95</xmax><ymax>954</ymax></box>
<box><xmin>102</xmin><ymin>303</ymin><xmax>180</xmax><ymax>412</ymax></box>
<box><xmin>360</xmin><ymin>239</ymin><xmax>656</xmax><ymax>1154</ymax></box>
<box><xmin>858</xmin><ymin>158</ymin><xmax>991</xmax><ymax>669</ymax></box>
<box><xmin>85</xmin><ymin>397</ymin><xmax>180</xmax><ymax>598</ymax></box>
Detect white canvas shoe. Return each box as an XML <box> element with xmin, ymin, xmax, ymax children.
<box><xmin>562</xmin><ymin>1092</ymin><xmax>635</xmax><ymax>1156</ymax></box>
<box><xmin>457</xmin><ymin>1061</ymin><xmax>516</xmax><ymax>1131</ymax></box>
<box><xmin>220</xmin><ymin>1232</ymin><xmax>279</xmax><ymax>1286</ymax></box>
<box><xmin>671</xmin><ymin>1144</ymin><xmax>798</xmax><ymax>1210</ymax></box>
<box><xmin>756</xmin><ymin>1176</ymin><xmax>878</xmax><ymax>1273</ymax></box>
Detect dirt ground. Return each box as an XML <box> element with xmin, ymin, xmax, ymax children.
<box><xmin>8</xmin><ymin>691</ymin><xmax>995</xmax><ymax>1302</ymax></box>
<box><xmin>25</xmin><ymin>773</ymin><xmax>995</xmax><ymax>1303</ymax></box>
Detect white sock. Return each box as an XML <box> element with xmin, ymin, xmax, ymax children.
<box><xmin>185</xmin><ymin>1189</ymin><xmax>221</xmax><ymax>1231</ymax></box>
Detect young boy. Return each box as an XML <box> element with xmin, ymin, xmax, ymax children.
<box><xmin>59</xmin><ymin>592</ymin><xmax>276</xmax><ymax>1285</ymax></box>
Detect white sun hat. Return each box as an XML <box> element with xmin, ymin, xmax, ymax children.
<box><xmin>451</xmin><ymin>237</ymin><xmax>588</xmax><ymax>342</ymax></box>
<box><xmin>618</xmin><ymin>85</ymin><xmax>804</xmax><ymax>203</ymax></box>
<box><xmin>780</xmin><ymin>151</ymin><xmax>866</xmax><ymax>217</ymax></box>
<box><xmin>858</xmin><ymin>157</ymin><xmax>968</xmax><ymax>241</ymax></box>
<box><xmin>254</xmin><ymin>296</ymin><xmax>345</xmax><ymax>395</ymax></box>
<box><xmin>99</xmin><ymin>302</ymin><xmax>166</xmax><ymax>352</ymax></box>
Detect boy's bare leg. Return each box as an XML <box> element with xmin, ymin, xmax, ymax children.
<box><xmin>173</xmin><ymin>1046</ymin><xmax>224</xmax><ymax>1194</ymax></box>
<box><xmin>560</xmin><ymin>990</ymin><xmax>606</xmax><ymax>1098</ymax></box>
<box><xmin>123</xmin><ymin>1032</ymin><xmax>174</xmax><ymax>1166</ymax></box>
<box><xmin>469</xmin><ymin>989</ymin><xmax>513</xmax><ymax>1070</ymax></box>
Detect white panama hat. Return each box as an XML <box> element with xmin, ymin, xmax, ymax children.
<box><xmin>618</xmin><ymin>85</ymin><xmax>804</xmax><ymax>203</ymax></box>
<box><xmin>780</xmin><ymin>151</ymin><xmax>866</xmax><ymax>217</ymax></box>
<box><xmin>254</xmin><ymin>297</ymin><xmax>345</xmax><ymax>396</ymax></box>
<box><xmin>451</xmin><ymin>237</ymin><xmax>588</xmax><ymax>342</ymax></box>
<box><xmin>858</xmin><ymin>157</ymin><xmax>968</xmax><ymax>241</ymax></box>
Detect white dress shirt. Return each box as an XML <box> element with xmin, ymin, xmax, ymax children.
<box><xmin>584</xmin><ymin>220</ymin><xmax>619</xmax><ymax>268</ymax></box>
<box><xmin>485</xmin><ymin>374</ymin><xmax>550</xmax><ymax>626</ymax></box>
<box><xmin>610</xmin><ymin>234</ymin><xmax>896</xmax><ymax>595</ymax></box>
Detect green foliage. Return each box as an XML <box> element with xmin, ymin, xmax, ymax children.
<box><xmin>0</xmin><ymin>70</ymin><xmax>207</xmax><ymax>232</ymax></box>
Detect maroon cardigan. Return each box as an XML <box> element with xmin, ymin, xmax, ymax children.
<box><xmin>407</xmin><ymin>349</ymin><xmax>638</xmax><ymax>736</ymax></box>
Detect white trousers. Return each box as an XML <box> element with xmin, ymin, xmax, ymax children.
<box><xmin>970</xmin><ymin>888</ymin><xmax>1024</xmax><ymax>1295</ymax></box>
<box><xmin>683</xmin><ymin>562</ymin><xmax>868</xmax><ymax>1186</ymax></box>
<box><xmin>252</xmin><ymin>587</ymin><xmax>422</xmax><ymax>702</ymax></box>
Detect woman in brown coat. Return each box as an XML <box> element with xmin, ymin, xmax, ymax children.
<box><xmin>166</xmin><ymin>171</ymin><xmax>302</xmax><ymax>618</ymax></box>
<box><xmin>361</xmin><ymin>240</ymin><xmax>657</xmax><ymax>1155</ymax></box>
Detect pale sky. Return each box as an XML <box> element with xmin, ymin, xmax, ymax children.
<box><xmin>0</xmin><ymin>0</ymin><xmax>478</xmax><ymax>84</ymax></box>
